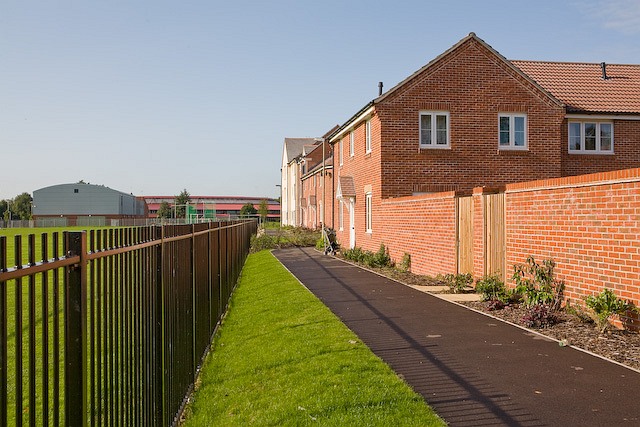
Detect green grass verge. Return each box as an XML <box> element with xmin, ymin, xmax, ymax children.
<box><xmin>182</xmin><ymin>250</ymin><xmax>445</xmax><ymax>426</ymax></box>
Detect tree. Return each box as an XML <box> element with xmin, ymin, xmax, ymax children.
<box><xmin>174</xmin><ymin>189</ymin><xmax>191</xmax><ymax>218</ymax></box>
<box><xmin>0</xmin><ymin>200</ymin><xmax>8</xmax><ymax>221</ymax></box>
<box><xmin>12</xmin><ymin>192</ymin><xmax>33</xmax><ymax>220</ymax></box>
<box><xmin>239</xmin><ymin>203</ymin><xmax>257</xmax><ymax>218</ymax></box>
<box><xmin>258</xmin><ymin>199</ymin><xmax>269</xmax><ymax>222</ymax></box>
<box><xmin>156</xmin><ymin>201</ymin><xmax>172</xmax><ymax>219</ymax></box>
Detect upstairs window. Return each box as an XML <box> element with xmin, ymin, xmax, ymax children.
<box><xmin>349</xmin><ymin>131</ymin><xmax>355</xmax><ymax>157</ymax></box>
<box><xmin>499</xmin><ymin>114</ymin><xmax>527</xmax><ymax>149</ymax></box>
<box><xmin>419</xmin><ymin>111</ymin><xmax>450</xmax><ymax>148</ymax></box>
<box><xmin>569</xmin><ymin>121</ymin><xmax>613</xmax><ymax>154</ymax></box>
<box><xmin>339</xmin><ymin>139</ymin><xmax>343</xmax><ymax>166</ymax></box>
<box><xmin>365</xmin><ymin>119</ymin><xmax>372</xmax><ymax>153</ymax></box>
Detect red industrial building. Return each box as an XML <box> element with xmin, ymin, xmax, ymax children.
<box><xmin>143</xmin><ymin>196</ymin><xmax>280</xmax><ymax>221</ymax></box>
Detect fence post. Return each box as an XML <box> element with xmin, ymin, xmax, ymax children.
<box><xmin>65</xmin><ymin>231</ymin><xmax>87</xmax><ymax>427</ymax></box>
<box><xmin>155</xmin><ymin>226</ymin><xmax>165</xmax><ymax>426</ymax></box>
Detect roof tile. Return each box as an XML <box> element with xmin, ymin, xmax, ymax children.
<box><xmin>511</xmin><ymin>60</ymin><xmax>640</xmax><ymax>114</ymax></box>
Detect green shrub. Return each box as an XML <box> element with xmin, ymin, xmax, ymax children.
<box><xmin>371</xmin><ymin>244</ymin><xmax>393</xmax><ymax>268</ymax></box>
<box><xmin>585</xmin><ymin>288</ymin><xmax>638</xmax><ymax>333</ymax></box>
<box><xmin>342</xmin><ymin>244</ymin><xmax>393</xmax><ymax>268</ymax></box>
<box><xmin>512</xmin><ymin>256</ymin><xmax>564</xmax><ymax>311</ymax></box>
<box><xmin>250</xmin><ymin>234</ymin><xmax>277</xmax><ymax>252</ymax></box>
<box><xmin>441</xmin><ymin>273</ymin><xmax>473</xmax><ymax>294</ymax></box>
<box><xmin>475</xmin><ymin>274</ymin><xmax>506</xmax><ymax>302</ymax></box>
<box><xmin>399</xmin><ymin>253</ymin><xmax>411</xmax><ymax>272</ymax></box>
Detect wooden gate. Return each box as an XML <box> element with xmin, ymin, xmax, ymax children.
<box><xmin>484</xmin><ymin>192</ymin><xmax>505</xmax><ymax>279</ymax></box>
<box><xmin>456</xmin><ymin>196</ymin><xmax>474</xmax><ymax>274</ymax></box>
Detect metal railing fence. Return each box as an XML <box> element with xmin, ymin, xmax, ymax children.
<box><xmin>0</xmin><ymin>220</ymin><xmax>257</xmax><ymax>426</ymax></box>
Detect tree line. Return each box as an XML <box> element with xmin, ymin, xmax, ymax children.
<box><xmin>1</xmin><ymin>192</ymin><xmax>33</xmax><ymax>221</ymax></box>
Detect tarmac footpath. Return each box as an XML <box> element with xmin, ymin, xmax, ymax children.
<box><xmin>273</xmin><ymin>247</ymin><xmax>640</xmax><ymax>427</ymax></box>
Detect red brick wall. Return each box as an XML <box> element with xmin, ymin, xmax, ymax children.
<box><xmin>562</xmin><ymin>120</ymin><xmax>640</xmax><ymax>177</ymax></box>
<box><xmin>506</xmin><ymin>168</ymin><xmax>640</xmax><ymax>327</ymax></box>
<box><xmin>378</xmin><ymin>192</ymin><xmax>458</xmax><ymax>276</ymax></box>
<box><xmin>377</xmin><ymin>37</ymin><xmax>565</xmax><ymax>199</ymax></box>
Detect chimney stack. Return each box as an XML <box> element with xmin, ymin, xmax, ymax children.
<box><xmin>601</xmin><ymin>62</ymin><xmax>608</xmax><ymax>80</ymax></box>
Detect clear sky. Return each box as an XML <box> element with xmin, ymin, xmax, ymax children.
<box><xmin>2</xmin><ymin>0</ymin><xmax>639</xmax><ymax>201</ymax></box>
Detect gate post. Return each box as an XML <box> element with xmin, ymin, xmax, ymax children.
<box><xmin>65</xmin><ymin>231</ymin><xmax>88</xmax><ymax>427</ymax></box>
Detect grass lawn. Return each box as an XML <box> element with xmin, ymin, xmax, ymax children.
<box><xmin>182</xmin><ymin>250</ymin><xmax>445</xmax><ymax>426</ymax></box>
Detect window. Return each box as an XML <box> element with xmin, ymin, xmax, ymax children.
<box><xmin>365</xmin><ymin>119</ymin><xmax>372</xmax><ymax>153</ymax></box>
<box><xmin>365</xmin><ymin>192</ymin><xmax>372</xmax><ymax>233</ymax></box>
<box><xmin>74</xmin><ymin>189</ymin><xmax>79</xmax><ymax>193</ymax></box>
<box><xmin>339</xmin><ymin>139</ymin><xmax>343</xmax><ymax>166</ymax></box>
<box><xmin>339</xmin><ymin>200</ymin><xmax>344</xmax><ymax>231</ymax></box>
<box><xmin>499</xmin><ymin>114</ymin><xmax>527</xmax><ymax>149</ymax></box>
<box><xmin>568</xmin><ymin>121</ymin><xmax>613</xmax><ymax>154</ymax></box>
<box><xmin>419</xmin><ymin>111</ymin><xmax>450</xmax><ymax>148</ymax></box>
<box><xmin>349</xmin><ymin>131</ymin><xmax>355</xmax><ymax>157</ymax></box>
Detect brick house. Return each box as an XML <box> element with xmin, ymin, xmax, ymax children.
<box><xmin>300</xmin><ymin>141</ymin><xmax>334</xmax><ymax>229</ymax></box>
<box><xmin>328</xmin><ymin>32</ymin><xmax>640</xmax><ymax>254</ymax></box>
<box><xmin>281</xmin><ymin>137</ymin><xmax>318</xmax><ymax>226</ymax></box>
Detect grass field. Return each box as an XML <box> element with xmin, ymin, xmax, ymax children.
<box><xmin>181</xmin><ymin>250</ymin><xmax>444</xmax><ymax>426</ymax></box>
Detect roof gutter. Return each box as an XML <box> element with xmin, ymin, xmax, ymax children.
<box><xmin>328</xmin><ymin>101</ymin><xmax>375</xmax><ymax>143</ymax></box>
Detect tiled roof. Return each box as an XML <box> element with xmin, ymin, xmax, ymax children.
<box><xmin>337</xmin><ymin>176</ymin><xmax>356</xmax><ymax>199</ymax></box>
<box><xmin>511</xmin><ymin>60</ymin><xmax>640</xmax><ymax>114</ymax></box>
<box><xmin>284</xmin><ymin>138</ymin><xmax>317</xmax><ymax>162</ymax></box>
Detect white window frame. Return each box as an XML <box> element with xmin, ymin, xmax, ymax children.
<box><xmin>339</xmin><ymin>139</ymin><xmax>343</xmax><ymax>166</ymax></box>
<box><xmin>349</xmin><ymin>131</ymin><xmax>355</xmax><ymax>157</ymax></box>
<box><xmin>419</xmin><ymin>111</ymin><xmax>450</xmax><ymax>149</ymax></box>
<box><xmin>339</xmin><ymin>200</ymin><xmax>344</xmax><ymax>231</ymax></box>
<box><xmin>365</xmin><ymin>119</ymin><xmax>372</xmax><ymax>153</ymax></box>
<box><xmin>568</xmin><ymin>121</ymin><xmax>614</xmax><ymax>154</ymax></box>
<box><xmin>498</xmin><ymin>113</ymin><xmax>528</xmax><ymax>150</ymax></box>
<box><xmin>365</xmin><ymin>192</ymin><xmax>372</xmax><ymax>233</ymax></box>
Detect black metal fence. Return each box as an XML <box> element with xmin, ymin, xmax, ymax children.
<box><xmin>0</xmin><ymin>220</ymin><xmax>257</xmax><ymax>426</ymax></box>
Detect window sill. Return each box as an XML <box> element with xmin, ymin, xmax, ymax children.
<box><xmin>498</xmin><ymin>149</ymin><xmax>529</xmax><ymax>155</ymax></box>
<box><xmin>419</xmin><ymin>146</ymin><xmax>451</xmax><ymax>152</ymax></box>
<box><xmin>568</xmin><ymin>151</ymin><xmax>615</xmax><ymax>156</ymax></box>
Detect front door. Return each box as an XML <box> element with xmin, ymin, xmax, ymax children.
<box><xmin>349</xmin><ymin>199</ymin><xmax>355</xmax><ymax>249</ymax></box>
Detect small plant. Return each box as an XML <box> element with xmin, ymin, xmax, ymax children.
<box><xmin>343</xmin><ymin>244</ymin><xmax>394</xmax><ymax>268</ymax></box>
<box><xmin>585</xmin><ymin>288</ymin><xmax>638</xmax><ymax>333</ymax></box>
<box><xmin>371</xmin><ymin>244</ymin><xmax>393</xmax><ymax>268</ymax></box>
<box><xmin>521</xmin><ymin>304</ymin><xmax>560</xmax><ymax>328</ymax></box>
<box><xmin>250</xmin><ymin>234</ymin><xmax>277</xmax><ymax>252</ymax></box>
<box><xmin>476</xmin><ymin>274</ymin><xmax>507</xmax><ymax>302</ymax></box>
<box><xmin>512</xmin><ymin>256</ymin><xmax>564</xmax><ymax>311</ymax></box>
<box><xmin>564</xmin><ymin>300</ymin><xmax>594</xmax><ymax>325</ymax></box>
<box><xmin>399</xmin><ymin>253</ymin><xmax>411</xmax><ymax>272</ymax></box>
<box><xmin>442</xmin><ymin>273</ymin><xmax>474</xmax><ymax>294</ymax></box>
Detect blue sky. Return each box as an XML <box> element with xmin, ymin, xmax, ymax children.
<box><xmin>2</xmin><ymin>0</ymin><xmax>639</xmax><ymax>200</ymax></box>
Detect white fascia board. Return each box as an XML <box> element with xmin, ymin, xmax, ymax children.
<box><xmin>329</xmin><ymin>106</ymin><xmax>375</xmax><ymax>143</ymax></box>
<box><xmin>566</xmin><ymin>114</ymin><xmax>640</xmax><ymax>121</ymax></box>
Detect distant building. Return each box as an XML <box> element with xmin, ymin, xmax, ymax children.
<box><xmin>32</xmin><ymin>183</ymin><xmax>148</xmax><ymax>226</ymax></box>
<box><xmin>143</xmin><ymin>196</ymin><xmax>280</xmax><ymax>221</ymax></box>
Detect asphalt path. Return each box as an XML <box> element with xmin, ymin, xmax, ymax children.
<box><xmin>273</xmin><ymin>247</ymin><xmax>640</xmax><ymax>427</ymax></box>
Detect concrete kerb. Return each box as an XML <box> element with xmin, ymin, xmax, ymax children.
<box><xmin>313</xmin><ymin>248</ymin><xmax>640</xmax><ymax>376</ymax></box>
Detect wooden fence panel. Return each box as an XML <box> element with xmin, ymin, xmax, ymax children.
<box><xmin>456</xmin><ymin>196</ymin><xmax>474</xmax><ymax>274</ymax></box>
<box><xmin>484</xmin><ymin>193</ymin><xmax>505</xmax><ymax>279</ymax></box>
